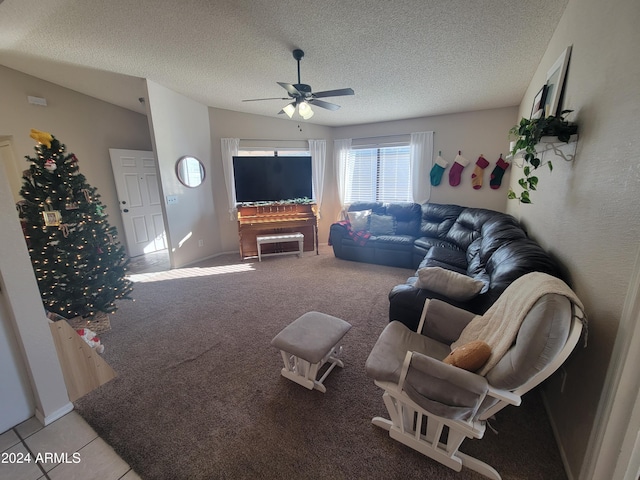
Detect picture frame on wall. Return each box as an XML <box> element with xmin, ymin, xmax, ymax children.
<box><xmin>530</xmin><ymin>85</ymin><xmax>547</xmax><ymax>119</ymax></box>
<box><xmin>543</xmin><ymin>45</ymin><xmax>572</xmax><ymax>118</ymax></box>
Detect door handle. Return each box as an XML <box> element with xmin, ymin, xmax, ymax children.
<box><xmin>123</xmin><ymin>209</ymin><xmax>129</xmax><ymax>213</ymax></box>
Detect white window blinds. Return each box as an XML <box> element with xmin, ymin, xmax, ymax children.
<box><xmin>345</xmin><ymin>145</ymin><xmax>411</xmax><ymax>203</ymax></box>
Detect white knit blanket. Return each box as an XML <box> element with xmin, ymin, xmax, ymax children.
<box><xmin>451</xmin><ymin>272</ymin><xmax>585</xmax><ymax>376</ymax></box>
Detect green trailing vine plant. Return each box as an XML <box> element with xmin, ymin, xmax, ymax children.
<box><xmin>507</xmin><ymin>109</ymin><xmax>577</xmax><ymax>203</ymax></box>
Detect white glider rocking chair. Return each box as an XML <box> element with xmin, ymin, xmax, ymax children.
<box><xmin>365</xmin><ymin>272</ymin><xmax>585</xmax><ymax>480</ymax></box>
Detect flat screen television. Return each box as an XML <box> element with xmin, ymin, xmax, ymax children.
<box><xmin>233</xmin><ymin>156</ymin><xmax>313</xmax><ymax>203</ymax></box>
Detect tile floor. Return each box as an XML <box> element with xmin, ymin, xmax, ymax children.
<box><xmin>0</xmin><ymin>411</ymin><xmax>140</xmax><ymax>480</ymax></box>
<box><xmin>126</xmin><ymin>249</ymin><xmax>170</xmax><ymax>274</ymax></box>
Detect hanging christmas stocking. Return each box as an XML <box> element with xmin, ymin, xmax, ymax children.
<box><xmin>471</xmin><ymin>155</ymin><xmax>490</xmax><ymax>190</ymax></box>
<box><xmin>490</xmin><ymin>155</ymin><xmax>510</xmax><ymax>189</ymax></box>
<box><xmin>448</xmin><ymin>153</ymin><xmax>469</xmax><ymax>187</ymax></box>
<box><xmin>430</xmin><ymin>155</ymin><xmax>449</xmax><ymax>186</ymax></box>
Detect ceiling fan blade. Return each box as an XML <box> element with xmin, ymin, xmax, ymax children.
<box><xmin>242</xmin><ymin>97</ymin><xmax>289</xmax><ymax>102</ymax></box>
<box><xmin>309</xmin><ymin>99</ymin><xmax>341</xmax><ymax>111</ymax></box>
<box><xmin>312</xmin><ymin>88</ymin><xmax>355</xmax><ymax>98</ymax></box>
<box><xmin>277</xmin><ymin>82</ymin><xmax>302</xmax><ymax>97</ymax></box>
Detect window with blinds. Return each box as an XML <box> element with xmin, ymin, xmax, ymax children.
<box><xmin>345</xmin><ymin>145</ymin><xmax>411</xmax><ymax>203</ymax></box>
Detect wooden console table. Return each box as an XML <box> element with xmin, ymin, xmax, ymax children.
<box><xmin>237</xmin><ymin>203</ymin><xmax>318</xmax><ymax>260</ymax></box>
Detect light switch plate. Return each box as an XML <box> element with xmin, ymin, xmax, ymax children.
<box><xmin>166</xmin><ymin>195</ymin><xmax>178</xmax><ymax>205</ymax></box>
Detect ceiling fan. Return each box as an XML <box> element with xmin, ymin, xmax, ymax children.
<box><xmin>242</xmin><ymin>49</ymin><xmax>354</xmax><ymax>119</ymax></box>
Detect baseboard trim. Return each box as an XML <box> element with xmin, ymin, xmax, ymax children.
<box><xmin>541</xmin><ymin>390</ymin><xmax>574</xmax><ymax>480</ymax></box>
<box><xmin>35</xmin><ymin>401</ymin><xmax>74</xmax><ymax>426</ymax></box>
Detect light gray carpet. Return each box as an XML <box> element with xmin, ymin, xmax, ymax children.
<box><xmin>74</xmin><ymin>246</ymin><xmax>567</xmax><ymax>479</ymax></box>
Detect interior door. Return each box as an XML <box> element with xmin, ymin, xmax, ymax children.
<box><xmin>0</xmin><ymin>141</ymin><xmax>22</xmax><ymax>203</ymax></box>
<box><xmin>109</xmin><ymin>149</ymin><xmax>166</xmax><ymax>257</ymax></box>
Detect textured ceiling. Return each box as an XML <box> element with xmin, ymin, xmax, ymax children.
<box><xmin>0</xmin><ymin>0</ymin><xmax>568</xmax><ymax>127</ymax></box>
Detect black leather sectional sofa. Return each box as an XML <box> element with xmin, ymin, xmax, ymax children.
<box><xmin>329</xmin><ymin>202</ymin><xmax>561</xmax><ymax>331</ymax></box>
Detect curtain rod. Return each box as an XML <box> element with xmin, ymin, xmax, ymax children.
<box><xmin>351</xmin><ymin>133</ymin><xmax>411</xmax><ymax>141</ymax></box>
<box><xmin>239</xmin><ymin>138</ymin><xmax>311</xmax><ymax>142</ymax></box>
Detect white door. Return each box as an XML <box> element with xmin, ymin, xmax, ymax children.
<box><xmin>109</xmin><ymin>149</ymin><xmax>166</xmax><ymax>257</ymax></box>
<box><xmin>0</xmin><ymin>141</ymin><xmax>22</xmax><ymax>203</ymax></box>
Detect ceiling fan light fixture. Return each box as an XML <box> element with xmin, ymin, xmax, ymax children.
<box><xmin>282</xmin><ymin>103</ymin><xmax>295</xmax><ymax>118</ymax></box>
<box><xmin>299</xmin><ymin>101</ymin><xmax>314</xmax><ymax>119</ymax></box>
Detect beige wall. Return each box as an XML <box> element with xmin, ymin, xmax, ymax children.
<box><xmin>146</xmin><ymin>80</ymin><xmax>221</xmax><ymax>267</ymax></box>
<box><xmin>208</xmin><ymin>108</ymin><xmax>335</xmax><ymax>253</ymax></box>
<box><xmin>506</xmin><ymin>0</ymin><xmax>640</xmax><ymax>477</ymax></box>
<box><xmin>334</xmin><ymin>107</ymin><xmax>518</xmax><ymax>213</ymax></box>
<box><xmin>209</xmin><ymin>106</ymin><xmax>517</xmax><ymax>254</ymax></box>
<box><xmin>0</xmin><ymin>65</ymin><xmax>153</xmax><ymax>427</ymax></box>
<box><xmin>0</xmin><ymin>66</ymin><xmax>153</xmax><ymax>242</ymax></box>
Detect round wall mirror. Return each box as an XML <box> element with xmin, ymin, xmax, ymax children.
<box><xmin>176</xmin><ymin>156</ymin><xmax>205</xmax><ymax>188</ymax></box>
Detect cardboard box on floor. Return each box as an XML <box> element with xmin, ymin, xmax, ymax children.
<box><xmin>49</xmin><ymin>320</ymin><xmax>116</xmax><ymax>402</ymax></box>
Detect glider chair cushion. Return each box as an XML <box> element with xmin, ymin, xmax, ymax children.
<box><xmin>365</xmin><ymin>272</ymin><xmax>586</xmax><ymax>479</ymax></box>
<box><xmin>403</xmin><ymin>351</ymin><xmax>489</xmax><ymax>421</ymax></box>
<box><xmin>486</xmin><ymin>293</ymin><xmax>571</xmax><ymax>390</ymax></box>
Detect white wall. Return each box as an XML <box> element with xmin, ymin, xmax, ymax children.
<box><xmin>0</xmin><ymin>159</ymin><xmax>72</xmax><ymax>428</ymax></box>
<box><xmin>146</xmin><ymin>80</ymin><xmax>221</xmax><ymax>267</ymax></box>
<box><xmin>506</xmin><ymin>0</ymin><xmax>640</xmax><ymax>477</ymax></box>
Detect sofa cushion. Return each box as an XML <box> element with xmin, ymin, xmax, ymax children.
<box><xmin>373</xmin><ymin>234</ymin><xmax>415</xmax><ymax>251</ymax></box>
<box><xmin>420</xmin><ymin>203</ymin><xmax>464</xmax><ymax>239</ymax></box>
<box><xmin>477</xmin><ymin>216</ymin><xmax>528</xmax><ymax>264</ymax></box>
<box><xmin>485</xmin><ymin>239</ymin><xmax>560</xmax><ymax>293</ymax></box>
<box><xmin>444</xmin><ymin>210</ymin><xmax>488</xmax><ymax>250</ymax></box>
<box><xmin>414</xmin><ymin>237</ymin><xmax>461</xmax><ymax>252</ymax></box>
<box><xmin>416</xmin><ymin>267</ymin><xmax>485</xmax><ymax>301</ymax></box>
<box><xmin>424</xmin><ymin>246</ymin><xmax>468</xmax><ymax>271</ymax></box>
<box><xmin>347</xmin><ymin>209</ymin><xmax>371</xmax><ymax>232</ymax></box>
<box><xmin>388</xmin><ymin>202</ymin><xmax>422</xmax><ymax>236</ymax></box>
<box><xmin>369</xmin><ymin>214</ymin><xmax>396</xmax><ymax>235</ymax></box>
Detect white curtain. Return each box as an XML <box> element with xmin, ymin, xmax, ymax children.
<box><xmin>308</xmin><ymin>139</ymin><xmax>326</xmax><ymax>219</ymax></box>
<box><xmin>221</xmin><ymin>138</ymin><xmax>240</xmax><ymax>220</ymax></box>
<box><xmin>410</xmin><ymin>131</ymin><xmax>434</xmax><ymax>203</ymax></box>
<box><xmin>334</xmin><ymin>138</ymin><xmax>352</xmax><ymax>218</ymax></box>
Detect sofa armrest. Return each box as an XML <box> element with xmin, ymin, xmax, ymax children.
<box><xmin>399</xmin><ymin>351</ymin><xmax>489</xmax><ymax>421</ymax></box>
<box><xmin>329</xmin><ymin>221</ymin><xmax>350</xmax><ymax>242</ymax></box>
<box><xmin>419</xmin><ymin>299</ymin><xmax>477</xmax><ymax>343</ymax></box>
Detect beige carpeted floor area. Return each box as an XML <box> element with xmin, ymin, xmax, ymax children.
<box><xmin>74</xmin><ymin>245</ymin><xmax>568</xmax><ymax>480</ymax></box>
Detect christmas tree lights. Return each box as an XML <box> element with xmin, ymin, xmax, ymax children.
<box><xmin>18</xmin><ymin>129</ymin><xmax>133</xmax><ymax>321</ymax></box>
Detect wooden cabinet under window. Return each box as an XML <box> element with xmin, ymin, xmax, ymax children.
<box><xmin>237</xmin><ymin>203</ymin><xmax>318</xmax><ymax>260</ymax></box>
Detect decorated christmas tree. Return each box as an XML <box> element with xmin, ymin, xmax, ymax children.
<box><xmin>18</xmin><ymin>129</ymin><xmax>133</xmax><ymax>322</ymax></box>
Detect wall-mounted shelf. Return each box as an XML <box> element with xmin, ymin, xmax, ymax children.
<box><xmin>536</xmin><ymin>134</ymin><xmax>579</xmax><ymax>162</ymax></box>
<box><xmin>507</xmin><ymin>134</ymin><xmax>578</xmax><ymax>163</ymax></box>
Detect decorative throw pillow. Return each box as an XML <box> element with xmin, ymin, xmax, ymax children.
<box><xmin>416</xmin><ymin>266</ymin><xmax>484</xmax><ymax>301</ymax></box>
<box><xmin>347</xmin><ymin>209</ymin><xmax>371</xmax><ymax>232</ymax></box>
<box><xmin>443</xmin><ymin>340</ymin><xmax>492</xmax><ymax>371</ymax></box>
<box><xmin>369</xmin><ymin>214</ymin><xmax>396</xmax><ymax>235</ymax></box>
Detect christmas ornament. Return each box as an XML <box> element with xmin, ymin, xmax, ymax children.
<box><xmin>29</xmin><ymin>128</ymin><xmax>53</xmax><ymax>148</ymax></box>
<box><xmin>44</xmin><ymin>159</ymin><xmax>57</xmax><ymax>172</ymax></box>
<box><xmin>42</xmin><ymin>210</ymin><xmax>61</xmax><ymax>226</ymax></box>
